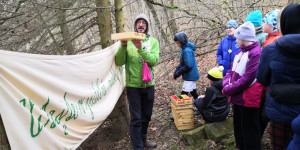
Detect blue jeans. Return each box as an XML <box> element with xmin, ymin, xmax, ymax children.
<box><xmin>127</xmin><ymin>86</ymin><xmax>155</xmax><ymax>150</ymax></box>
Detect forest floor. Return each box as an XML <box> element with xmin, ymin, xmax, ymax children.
<box><xmin>78</xmin><ymin>92</ymin><xmax>271</xmax><ymax>150</ymax></box>
<box><xmin>78</xmin><ymin>52</ymin><xmax>272</xmax><ymax>150</ymax></box>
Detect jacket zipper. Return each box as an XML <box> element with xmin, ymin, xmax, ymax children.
<box><xmin>229</xmin><ymin>40</ymin><xmax>233</xmax><ymax>70</ymax></box>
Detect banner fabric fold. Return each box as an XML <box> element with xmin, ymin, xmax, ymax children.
<box><xmin>0</xmin><ymin>42</ymin><xmax>125</xmax><ymax>150</ymax></box>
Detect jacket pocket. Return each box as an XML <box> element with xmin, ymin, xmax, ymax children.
<box><xmin>243</xmin><ymin>81</ymin><xmax>263</xmax><ymax>108</ymax></box>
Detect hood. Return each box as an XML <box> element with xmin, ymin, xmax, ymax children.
<box><xmin>175</xmin><ymin>32</ymin><xmax>188</xmax><ymax>47</ymax></box>
<box><xmin>183</xmin><ymin>41</ymin><xmax>196</xmax><ymax>51</ymax></box>
<box><xmin>134</xmin><ymin>14</ymin><xmax>150</xmax><ymax>34</ymax></box>
<box><xmin>225</xmin><ymin>34</ymin><xmax>236</xmax><ymax>40</ymax></box>
<box><xmin>212</xmin><ymin>79</ymin><xmax>224</xmax><ymax>90</ymax></box>
<box><xmin>276</xmin><ymin>34</ymin><xmax>300</xmax><ymax>56</ymax></box>
<box><xmin>280</xmin><ymin>4</ymin><xmax>300</xmax><ymax>35</ymax></box>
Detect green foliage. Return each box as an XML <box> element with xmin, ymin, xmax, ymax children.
<box><xmin>170</xmin><ymin>5</ymin><xmax>179</xmax><ymax>9</ymax></box>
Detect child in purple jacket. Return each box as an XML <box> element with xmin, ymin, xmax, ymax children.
<box><xmin>222</xmin><ymin>21</ymin><xmax>263</xmax><ymax>150</ymax></box>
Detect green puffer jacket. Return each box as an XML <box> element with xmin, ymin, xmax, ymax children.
<box><xmin>115</xmin><ymin>36</ymin><xmax>159</xmax><ymax>88</ymax></box>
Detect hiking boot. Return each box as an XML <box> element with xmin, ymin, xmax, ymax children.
<box><xmin>143</xmin><ymin>140</ymin><xmax>157</xmax><ymax>148</ymax></box>
<box><xmin>170</xmin><ymin>115</ymin><xmax>174</xmax><ymax>121</ymax></box>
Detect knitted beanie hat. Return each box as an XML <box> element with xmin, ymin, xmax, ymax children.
<box><xmin>246</xmin><ymin>10</ymin><xmax>263</xmax><ymax>27</ymax></box>
<box><xmin>263</xmin><ymin>9</ymin><xmax>280</xmax><ymax>29</ymax></box>
<box><xmin>226</xmin><ymin>19</ymin><xmax>239</xmax><ymax>29</ymax></box>
<box><xmin>280</xmin><ymin>4</ymin><xmax>300</xmax><ymax>35</ymax></box>
<box><xmin>234</xmin><ymin>21</ymin><xmax>256</xmax><ymax>41</ymax></box>
<box><xmin>207</xmin><ymin>67</ymin><xmax>223</xmax><ymax>81</ymax></box>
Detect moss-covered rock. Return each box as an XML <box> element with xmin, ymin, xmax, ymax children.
<box><xmin>180</xmin><ymin>118</ymin><xmax>234</xmax><ymax>148</ymax></box>
<box><xmin>222</xmin><ymin>136</ymin><xmax>235</xmax><ymax>147</ymax></box>
<box><xmin>185</xmin><ymin>139</ymin><xmax>209</xmax><ymax>150</ymax></box>
<box><xmin>181</xmin><ymin>125</ymin><xmax>207</xmax><ymax>147</ymax></box>
<box><xmin>205</xmin><ymin>119</ymin><xmax>233</xmax><ymax>142</ymax></box>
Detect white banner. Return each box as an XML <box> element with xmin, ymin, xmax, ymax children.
<box><xmin>0</xmin><ymin>42</ymin><xmax>125</xmax><ymax>150</ymax></box>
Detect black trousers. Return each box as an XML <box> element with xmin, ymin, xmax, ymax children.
<box><xmin>181</xmin><ymin>89</ymin><xmax>198</xmax><ymax>99</ymax></box>
<box><xmin>127</xmin><ymin>86</ymin><xmax>155</xmax><ymax>150</ymax></box>
<box><xmin>233</xmin><ymin>104</ymin><xmax>261</xmax><ymax>150</ymax></box>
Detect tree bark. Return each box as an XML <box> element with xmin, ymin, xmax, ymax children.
<box><xmin>114</xmin><ymin>0</ymin><xmax>125</xmax><ymax>33</ymax></box>
<box><xmin>58</xmin><ymin>1</ymin><xmax>75</xmax><ymax>55</ymax></box>
<box><xmin>0</xmin><ymin>115</ymin><xmax>10</xmax><ymax>150</ymax></box>
<box><xmin>166</xmin><ymin>0</ymin><xmax>178</xmax><ymax>36</ymax></box>
<box><xmin>109</xmin><ymin>0</ymin><xmax>129</xmax><ymax>141</ymax></box>
<box><xmin>95</xmin><ymin>0</ymin><xmax>113</xmax><ymax>49</ymax></box>
<box><xmin>95</xmin><ymin>0</ymin><xmax>129</xmax><ymax>142</ymax></box>
<box><xmin>106</xmin><ymin>90</ymin><xmax>130</xmax><ymax>141</ymax></box>
<box><xmin>145</xmin><ymin>0</ymin><xmax>168</xmax><ymax>44</ymax></box>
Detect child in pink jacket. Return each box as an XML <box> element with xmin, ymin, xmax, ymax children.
<box><xmin>222</xmin><ymin>22</ymin><xmax>263</xmax><ymax>150</ymax></box>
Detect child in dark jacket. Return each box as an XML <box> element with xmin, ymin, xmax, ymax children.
<box><xmin>194</xmin><ymin>67</ymin><xmax>229</xmax><ymax>123</ymax></box>
<box><xmin>256</xmin><ymin>4</ymin><xmax>300</xmax><ymax>150</ymax></box>
<box><xmin>222</xmin><ymin>21</ymin><xmax>263</xmax><ymax>150</ymax></box>
<box><xmin>173</xmin><ymin>32</ymin><xmax>199</xmax><ymax>99</ymax></box>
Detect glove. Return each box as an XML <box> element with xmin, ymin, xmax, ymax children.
<box><xmin>173</xmin><ymin>65</ymin><xmax>182</xmax><ymax>79</ymax></box>
<box><xmin>219</xmin><ymin>65</ymin><xmax>224</xmax><ymax>72</ymax></box>
<box><xmin>173</xmin><ymin>71</ymin><xmax>180</xmax><ymax>79</ymax></box>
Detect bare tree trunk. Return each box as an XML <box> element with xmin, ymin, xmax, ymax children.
<box><xmin>109</xmin><ymin>0</ymin><xmax>129</xmax><ymax>141</ymax></box>
<box><xmin>166</xmin><ymin>0</ymin><xmax>178</xmax><ymax>36</ymax></box>
<box><xmin>145</xmin><ymin>0</ymin><xmax>168</xmax><ymax>44</ymax></box>
<box><xmin>95</xmin><ymin>0</ymin><xmax>129</xmax><ymax>141</ymax></box>
<box><xmin>0</xmin><ymin>115</ymin><xmax>10</xmax><ymax>150</ymax></box>
<box><xmin>95</xmin><ymin>0</ymin><xmax>113</xmax><ymax>49</ymax></box>
<box><xmin>58</xmin><ymin>1</ymin><xmax>75</xmax><ymax>55</ymax></box>
<box><xmin>106</xmin><ymin>90</ymin><xmax>130</xmax><ymax>141</ymax></box>
<box><xmin>115</xmin><ymin>0</ymin><xmax>125</xmax><ymax>33</ymax></box>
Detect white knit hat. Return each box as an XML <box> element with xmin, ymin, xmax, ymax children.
<box><xmin>234</xmin><ymin>21</ymin><xmax>256</xmax><ymax>41</ymax></box>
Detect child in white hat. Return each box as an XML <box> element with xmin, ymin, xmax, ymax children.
<box><xmin>222</xmin><ymin>21</ymin><xmax>263</xmax><ymax>150</ymax></box>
